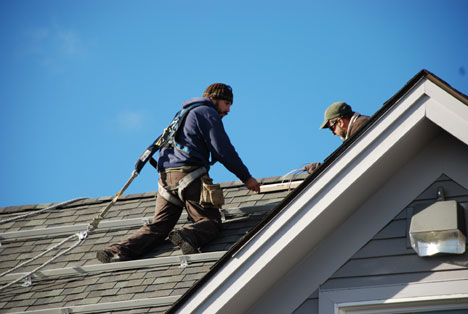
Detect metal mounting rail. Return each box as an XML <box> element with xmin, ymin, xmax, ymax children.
<box><xmin>0</xmin><ymin>201</ymin><xmax>281</xmax><ymax>242</ymax></box>
<box><xmin>0</xmin><ymin>217</ymin><xmax>156</xmax><ymax>241</ymax></box>
<box><xmin>259</xmin><ymin>180</ymin><xmax>303</xmax><ymax>193</ymax></box>
<box><xmin>9</xmin><ymin>295</ymin><xmax>181</xmax><ymax>314</ymax></box>
<box><xmin>0</xmin><ymin>251</ymin><xmax>226</xmax><ymax>283</ymax></box>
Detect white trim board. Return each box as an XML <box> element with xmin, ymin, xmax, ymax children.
<box><xmin>320</xmin><ymin>280</ymin><xmax>468</xmax><ymax>314</ymax></box>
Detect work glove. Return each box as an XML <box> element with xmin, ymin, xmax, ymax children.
<box><xmin>303</xmin><ymin>162</ymin><xmax>321</xmax><ymax>174</ymax></box>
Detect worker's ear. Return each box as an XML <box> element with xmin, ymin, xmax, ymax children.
<box><xmin>338</xmin><ymin>118</ymin><xmax>343</xmax><ymax>127</ymax></box>
<box><xmin>211</xmin><ymin>98</ymin><xmax>220</xmax><ymax>111</ymax></box>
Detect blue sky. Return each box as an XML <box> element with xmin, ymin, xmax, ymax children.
<box><xmin>1</xmin><ymin>0</ymin><xmax>467</xmax><ymax>207</ymax></box>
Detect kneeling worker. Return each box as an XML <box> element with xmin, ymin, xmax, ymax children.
<box><xmin>304</xmin><ymin>101</ymin><xmax>370</xmax><ymax>173</ymax></box>
<box><xmin>97</xmin><ymin>83</ymin><xmax>260</xmax><ymax>263</ymax></box>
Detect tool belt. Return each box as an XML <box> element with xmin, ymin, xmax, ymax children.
<box><xmin>158</xmin><ymin>167</ymin><xmax>224</xmax><ymax>208</ymax></box>
<box><xmin>199</xmin><ymin>175</ymin><xmax>224</xmax><ymax>208</ymax></box>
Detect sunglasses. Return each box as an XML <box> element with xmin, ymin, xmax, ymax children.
<box><xmin>328</xmin><ymin>119</ymin><xmax>338</xmax><ymax>131</ymax></box>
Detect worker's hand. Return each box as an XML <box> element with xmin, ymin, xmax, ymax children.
<box><xmin>245</xmin><ymin>177</ymin><xmax>260</xmax><ymax>193</ymax></box>
<box><xmin>303</xmin><ymin>162</ymin><xmax>321</xmax><ymax>174</ymax></box>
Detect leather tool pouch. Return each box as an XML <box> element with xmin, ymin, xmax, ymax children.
<box><xmin>200</xmin><ymin>175</ymin><xmax>224</xmax><ymax>208</ymax></box>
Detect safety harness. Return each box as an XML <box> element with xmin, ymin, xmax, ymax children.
<box><xmin>134</xmin><ymin>101</ymin><xmax>211</xmax><ymax>206</ymax></box>
<box><xmin>158</xmin><ymin>166</ymin><xmax>207</xmax><ymax>207</ymax></box>
<box><xmin>0</xmin><ymin>102</ymin><xmax>215</xmax><ymax>290</ymax></box>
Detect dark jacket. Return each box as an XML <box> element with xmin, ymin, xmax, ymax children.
<box><xmin>157</xmin><ymin>97</ymin><xmax>252</xmax><ymax>182</ymax></box>
<box><xmin>347</xmin><ymin>114</ymin><xmax>370</xmax><ymax>139</ymax></box>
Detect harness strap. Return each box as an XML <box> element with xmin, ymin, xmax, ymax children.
<box><xmin>158</xmin><ymin>183</ymin><xmax>185</xmax><ymax>207</ymax></box>
<box><xmin>134</xmin><ymin>101</ymin><xmax>210</xmax><ymax>175</ymax></box>
<box><xmin>158</xmin><ymin>167</ymin><xmax>208</xmax><ymax>207</ymax></box>
<box><xmin>177</xmin><ymin>167</ymin><xmax>207</xmax><ymax>202</ymax></box>
<box><xmin>166</xmin><ymin>102</ymin><xmax>207</xmax><ymax>159</ymax></box>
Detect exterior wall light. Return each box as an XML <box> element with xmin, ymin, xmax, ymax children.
<box><xmin>409</xmin><ymin>188</ymin><xmax>466</xmax><ymax>257</ymax></box>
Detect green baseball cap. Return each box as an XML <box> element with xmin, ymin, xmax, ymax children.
<box><xmin>320</xmin><ymin>101</ymin><xmax>352</xmax><ymax>129</ymax></box>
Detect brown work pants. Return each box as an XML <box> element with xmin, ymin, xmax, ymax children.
<box><xmin>107</xmin><ymin>171</ymin><xmax>222</xmax><ymax>259</ymax></box>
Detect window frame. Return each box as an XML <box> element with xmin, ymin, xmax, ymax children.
<box><xmin>319</xmin><ymin>279</ymin><xmax>468</xmax><ymax>314</ymax></box>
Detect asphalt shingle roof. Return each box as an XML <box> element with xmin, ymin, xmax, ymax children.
<box><xmin>0</xmin><ymin>173</ymin><xmax>306</xmax><ymax>313</ymax></box>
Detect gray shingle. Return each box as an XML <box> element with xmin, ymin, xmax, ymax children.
<box><xmin>0</xmin><ymin>174</ymin><xmax>304</xmax><ymax>313</ymax></box>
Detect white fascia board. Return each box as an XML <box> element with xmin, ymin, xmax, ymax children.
<box><xmin>177</xmin><ymin>79</ymin><xmax>434</xmax><ymax>314</ymax></box>
<box><xmin>423</xmin><ymin>79</ymin><xmax>468</xmax><ymax>145</ymax></box>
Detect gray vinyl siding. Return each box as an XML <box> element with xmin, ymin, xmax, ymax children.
<box><xmin>292</xmin><ymin>174</ymin><xmax>468</xmax><ymax>314</ymax></box>
<box><xmin>292</xmin><ymin>290</ymin><xmax>318</xmax><ymax>314</ymax></box>
<box><xmin>322</xmin><ymin>174</ymin><xmax>468</xmax><ymax>290</ymax></box>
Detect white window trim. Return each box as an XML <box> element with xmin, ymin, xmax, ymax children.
<box><xmin>338</xmin><ymin>295</ymin><xmax>468</xmax><ymax>314</ymax></box>
<box><xmin>319</xmin><ymin>279</ymin><xmax>468</xmax><ymax>314</ymax></box>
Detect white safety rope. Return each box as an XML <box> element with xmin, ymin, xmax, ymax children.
<box><xmin>0</xmin><ymin>171</ymin><xmax>139</xmax><ymax>290</ymax></box>
<box><xmin>281</xmin><ymin>166</ymin><xmax>306</xmax><ymax>190</ymax></box>
<box><xmin>0</xmin><ymin>231</ymin><xmax>87</xmax><ymax>291</ymax></box>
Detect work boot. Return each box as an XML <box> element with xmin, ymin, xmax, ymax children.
<box><xmin>96</xmin><ymin>249</ymin><xmax>129</xmax><ymax>263</ymax></box>
<box><xmin>168</xmin><ymin>230</ymin><xmax>200</xmax><ymax>255</ymax></box>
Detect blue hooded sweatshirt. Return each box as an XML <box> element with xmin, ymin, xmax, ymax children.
<box><xmin>157</xmin><ymin>97</ymin><xmax>252</xmax><ymax>183</ymax></box>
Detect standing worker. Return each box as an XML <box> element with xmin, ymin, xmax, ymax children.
<box><xmin>97</xmin><ymin>83</ymin><xmax>260</xmax><ymax>263</ymax></box>
<box><xmin>304</xmin><ymin>101</ymin><xmax>370</xmax><ymax>173</ymax></box>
